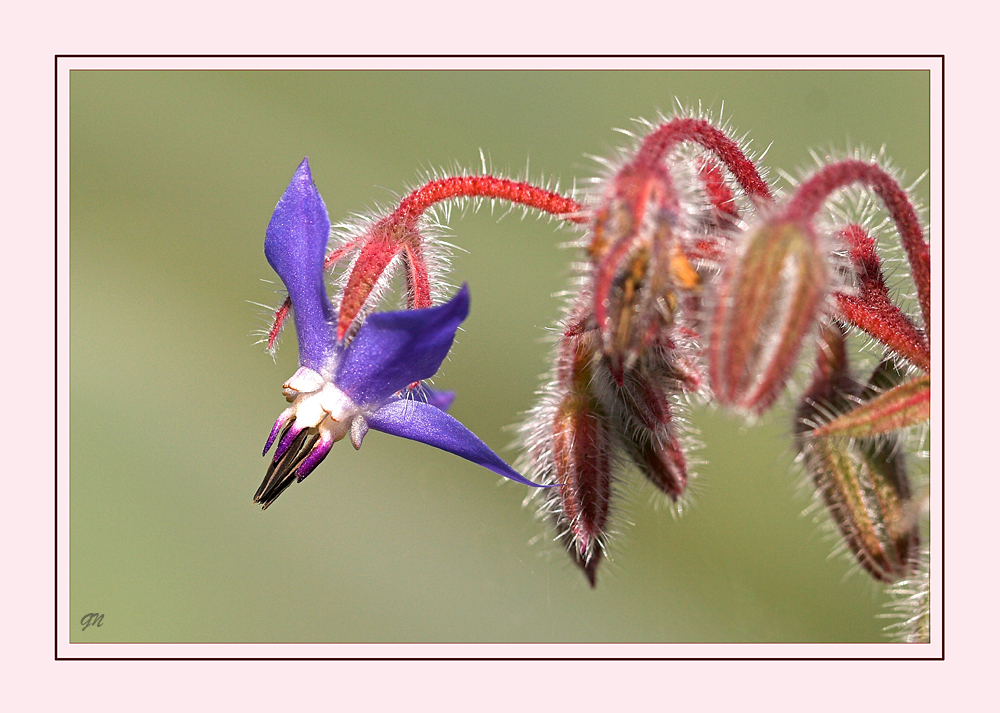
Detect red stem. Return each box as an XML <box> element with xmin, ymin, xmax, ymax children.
<box><xmin>401</xmin><ymin>241</ymin><xmax>432</xmax><ymax>310</ymax></box>
<box><xmin>634</xmin><ymin>118</ymin><xmax>773</xmax><ymax>204</ymax></box>
<box><xmin>392</xmin><ymin>175</ymin><xmax>587</xmax><ymax>225</ymax></box>
<box><xmin>337</xmin><ymin>237</ymin><xmax>400</xmax><ymax>339</ymax></box>
<box><xmin>783</xmin><ymin>160</ymin><xmax>931</xmax><ymax>339</ymax></box>
<box><xmin>267</xmin><ymin>175</ymin><xmax>587</xmax><ymax>346</ymax></box>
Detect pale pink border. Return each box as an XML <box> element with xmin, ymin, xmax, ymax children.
<box><xmin>7</xmin><ymin>4</ymin><xmax>973</xmax><ymax>702</ymax></box>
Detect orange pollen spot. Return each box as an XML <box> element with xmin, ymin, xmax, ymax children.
<box><xmin>669</xmin><ymin>249</ymin><xmax>700</xmax><ymax>289</ymax></box>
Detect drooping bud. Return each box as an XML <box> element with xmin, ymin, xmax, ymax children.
<box><xmin>709</xmin><ymin>219</ymin><xmax>829</xmax><ymax>413</ymax></box>
<box><xmin>621</xmin><ymin>429</ymin><xmax>689</xmax><ymax>502</ymax></box>
<box><xmin>519</xmin><ymin>310</ymin><xmax>621</xmax><ymax>587</ymax></box>
<box><xmin>796</xmin><ymin>432</ymin><xmax>919</xmax><ymax>582</ymax></box>
<box><xmin>610</xmin><ymin>358</ymin><xmax>691</xmax><ymax>501</ymax></box>
<box><xmin>794</xmin><ymin>323</ymin><xmax>919</xmax><ymax>582</ymax></box>
<box><xmin>588</xmin><ymin>165</ymin><xmax>701</xmax><ymax>382</ymax></box>
<box><xmin>551</xmin><ymin>391</ymin><xmax>614</xmax><ymax>581</ymax></box>
<box><xmin>549</xmin><ymin>329</ymin><xmax>616</xmax><ymax>584</ymax></box>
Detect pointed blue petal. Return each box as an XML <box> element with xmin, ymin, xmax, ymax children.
<box><xmin>367</xmin><ymin>399</ymin><xmax>552</xmax><ymax>487</ymax></box>
<box><xmin>336</xmin><ymin>284</ymin><xmax>470</xmax><ymax>407</ymax></box>
<box><xmin>264</xmin><ymin>158</ymin><xmax>337</xmax><ymax>371</ymax></box>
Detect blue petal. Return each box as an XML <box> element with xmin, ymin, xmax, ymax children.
<box><xmin>264</xmin><ymin>158</ymin><xmax>337</xmax><ymax>371</ymax></box>
<box><xmin>367</xmin><ymin>399</ymin><xmax>552</xmax><ymax>488</ymax></box>
<box><xmin>336</xmin><ymin>284</ymin><xmax>470</xmax><ymax>408</ymax></box>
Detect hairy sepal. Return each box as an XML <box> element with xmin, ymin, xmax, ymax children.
<box><xmin>812</xmin><ymin>375</ymin><xmax>930</xmax><ymax>439</ymax></box>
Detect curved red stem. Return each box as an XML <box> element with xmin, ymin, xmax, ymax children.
<box><xmin>393</xmin><ymin>175</ymin><xmax>586</xmax><ymax>225</ymax></box>
<box><xmin>783</xmin><ymin>161</ymin><xmax>931</xmax><ymax>339</ymax></box>
<box><xmin>267</xmin><ymin>174</ymin><xmax>586</xmax><ymax>347</ymax></box>
<box><xmin>634</xmin><ymin>117</ymin><xmax>773</xmax><ymax>204</ymax></box>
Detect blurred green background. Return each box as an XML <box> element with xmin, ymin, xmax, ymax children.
<box><xmin>70</xmin><ymin>69</ymin><xmax>929</xmax><ymax>643</ymax></box>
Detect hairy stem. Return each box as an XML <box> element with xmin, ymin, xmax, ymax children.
<box><xmin>783</xmin><ymin>161</ymin><xmax>931</xmax><ymax>338</ymax></box>
<box><xmin>634</xmin><ymin>117</ymin><xmax>773</xmax><ymax>203</ymax></box>
<box><xmin>393</xmin><ymin>175</ymin><xmax>587</xmax><ymax>225</ymax></box>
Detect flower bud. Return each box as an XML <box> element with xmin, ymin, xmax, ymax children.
<box><xmin>796</xmin><ymin>431</ymin><xmax>919</xmax><ymax>582</ymax></box>
<box><xmin>622</xmin><ymin>430</ymin><xmax>688</xmax><ymax>502</ymax></box>
<box><xmin>710</xmin><ymin>219</ymin><xmax>829</xmax><ymax>413</ymax></box>
<box><xmin>588</xmin><ymin>166</ymin><xmax>701</xmax><ymax>382</ymax></box>
<box><xmin>611</xmin><ymin>359</ymin><xmax>690</xmax><ymax>501</ymax></box>
<box><xmin>812</xmin><ymin>375</ymin><xmax>930</xmax><ymax>440</ymax></box>
<box><xmin>521</xmin><ymin>323</ymin><xmax>619</xmax><ymax>587</ymax></box>
<box><xmin>795</xmin><ymin>324</ymin><xmax>919</xmax><ymax>582</ymax></box>
<box><xmin>551</xmin><ymin>387</ymin><xmax>614</xmax><ymax>581</ymax></box>
<box><xmin>550</xmin><ymin>331</ymin><xmax>616</xmax><ymax>583</ymax></box>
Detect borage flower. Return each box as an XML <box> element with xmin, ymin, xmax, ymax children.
<box><xmin>255</xmin><ymin>158</ymin><xmax>548</xmax><ymax>509</ymax></box>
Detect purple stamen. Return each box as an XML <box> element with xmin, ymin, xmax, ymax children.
<box><xmin>262</xmin><ymin>409</ymin><xmax>293</xmax><ymax>456</ymax></box>
<box><xmin>294</xmin><ymin>431</ymin><xmax>335</xmax><ymax>482</ymax></box>
<box><xmin>273</xmin><ymin>421</ymin><xmax>304</xmax><ymax>463</ymax></box>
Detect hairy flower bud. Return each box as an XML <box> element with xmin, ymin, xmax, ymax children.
<box><xmin>551</xmin><ymin>391</ymin><xmax>614</xmax><ymax>584</ymax></box>
<box><xmin>812</xmin><ymin>375</ymin><xmax>930</xmax><ymax>440</ymax></box>
<box><xmin>551</xmin><ymin>330</ymin><xmax>616</xmax><ymax>583</ymax></box>
<box><xmin>610</xmin><ymin>357</ymin><xmax>691</xmax><ymax>501</ymax></box>
<box><xmin>795</xmin><ymin>324</ymin><xmax>919</xmax><ymax>582</ymax></box>
<box><xmin>588</xmin><ymin>165</ymin><xmax>701</xmax><ymax>382</ymax></box>
<box><xmin>709</xmin><ymin>219</ymin><xmax>829</xmax><ymax>413</ymax></box>
<box><xmin>520</xmin><ymin>319</ymin><xmax>619</xmax><ymax>587</ymax></box>
<box><xmin>797</xmin><ymin>432</ymin><xmax>919</xmax><ymax>582</ymax></box>
<box><xmin>621</xmin><ymin>430</ymin><xmax>689</xmax><ymax>502</ymax></box>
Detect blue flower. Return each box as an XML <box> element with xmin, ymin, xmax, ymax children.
<box><xmin>255</xmin><ymin>158</ymin><xmax>548</xmax><ymax>509</ymax></box>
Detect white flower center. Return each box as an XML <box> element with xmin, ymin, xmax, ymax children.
<box><xmin>282</xmin><ymin>366</ymin><xmax>359</xmax><ymax>444</ymax></box>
